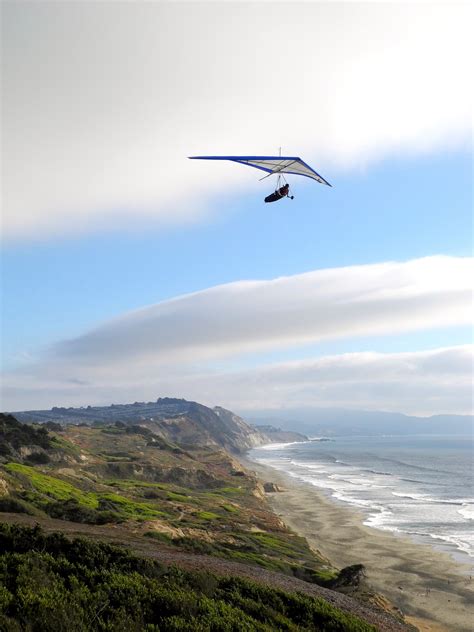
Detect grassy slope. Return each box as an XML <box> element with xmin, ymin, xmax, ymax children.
<box><xmin>0</xmin><ymin>418</ymin><xmax>412</xmax><ymax>631</ymax></box>
<box><xmin>0</xmin><ymin>522</ymin><xmax>377</xmax><ymax>632</ymax></box>
<box><xmin>0</xmin><ymin>423</ymin><xmax>335</xmax><ymax>584</ymax></box>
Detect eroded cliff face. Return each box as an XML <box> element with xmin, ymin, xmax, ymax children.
<box><xmin>141</xmin><ymin>399</ymin><xmax>267</xmax><ymax>453</ymax></box>
<box><xmin>212</xmin><ymin>406</ymin><xmax>267</xmax><ymax>451</ymax></box>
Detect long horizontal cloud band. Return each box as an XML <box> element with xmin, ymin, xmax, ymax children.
<box><xmin>3</xmin><ymin>3</ymin><xmax>472</xmax><ymax>239</ymax></box>
<box><xmin>3</xmin><ymin>346</ymin><xmax>472</xmax><ymax>416</ymax></box>
<box><xmin>53</xmin><ymin>256</ymin><xmax>472</xmax><ymax>365</ymax></box>
<box><xmin>161</xmin><ymin>346</ymin><xmax>474</xmax><ymax>415</ymax></box>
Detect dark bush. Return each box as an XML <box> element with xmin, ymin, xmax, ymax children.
<box><xmin>0</xmin><ymin>443</ymin><xmax>11</xmax><ymax>457</ymax></box>
<box><xmin>144</xmin><ymin>531</ymin><xmax>173</xmax><ymax>544</ymax></box>
<box><xmin>0</xmin><ymin>414</ymin><xmax>52</xmax><ymax>452</ymax></box>
<box><xmin>95</xmin><ymin>510</ymin><xmax>124</xmax><ymax>525</ymax></box>
<box><xmin>45</xmin><ymin>499</ymin><xmax>99</xmax><ymax>523</ymax></box>
<box><xmin>125</xmin><ymin>425</ymin><xmax>153</xmax><ymax>437</ymax></box>
<box><xmin>44</xmin><ymin>421</ymin><xmax>63</xmax><ymax>432</ymax></box>
<box><xmin>0</xmin><ymin>497</ymin><xmax>31</xmax><ymax>514</ymax></box>
<box><xmin>0</xmin><ymin>524</ymin><xmax>376</xmax><ymax>632</ymax></box>
<box><xmin>44</xmin><ymin>499</ymin><xmax>123</xmax><ymax>525</ymax></box>
<box><xmin>25</xmin><ymin>452</ymin><xmax>51</xmax><ymax>465</ymax></box>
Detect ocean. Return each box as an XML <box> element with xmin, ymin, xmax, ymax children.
<box><xmin>250</xmin><ymin>434</ymin><xmax>473</xmax><ymax>569</ymax></box>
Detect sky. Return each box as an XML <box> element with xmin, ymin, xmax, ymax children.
<box><xmin>1</xmin><ymin>1</ymin><xmax>473</xmax><ymax>417</ymax></box>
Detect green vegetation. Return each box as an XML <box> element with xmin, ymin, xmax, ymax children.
<box><xmin>0</xmin><ymin>414</ymin><xmax>52</xmax><ymax>459</ymax></box>
<box><xmin>0</xmin><ymin>523</ymin><xmax>376</xmax><ymax>632</ymax></box>
<box><xmin>98</xmin><ymin>493</ymin><xmax>168</xmax><ymax>520</ymax></box>
<box><xmin>196</xmin><ymin>511</ymin><xmax>220</xmax><ymax>520</ymax></box>
<box><xmin>214</xmin><ymin>486</ymin><xmax>245</xmax><ymax>495</ymax></box>
<box><xmin>0</xmin><ymin>498</ymin><xmax>31</xmax><ymax>515</ymax></box>
<box><xmin>144</xmin><ymin>531</ymin><xmax>174</xmax><ymax>544</ymax></box>
<box><xmin>2</xmin><ymin>464</ymin><xmax>168</xmax><ymax>524</ymax></box>
<box><xmin>168</xmin><ymin>532</ymin><xmax>338</xmax><ymax>584</ymax></box>
<box><xmin>167</xmin><ymin>492</ymin><xmax>191</xmax><ymax>502</ymax></box>
<box><xmin>106</xmin><ymin>480</ymin><xmax>171</xmax><ymax>490</ymax></box>
<box><xmin>49</xmin><ymin>435</ymin><xmax>81</xmax><ymax>457</ymax></box>
<box><xmin>4</xmin><ymin>463</ymin><xmax>98</xmax><ymax>509</ymax></box>
<box><xmin>0</xmin><ymin>417</ymin><xmax>336</xmax><ymax>587</ymax></box>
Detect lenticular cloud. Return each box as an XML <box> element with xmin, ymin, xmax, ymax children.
<box><xmin>52</xmin><ymin>256</ymin><xmax>472</xmax><ymax>368</ymax></box>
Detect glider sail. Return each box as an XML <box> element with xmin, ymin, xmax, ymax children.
<box><xmin>188</xmin><ymin>155</ymin><xmax>332</xmax><ymax>186</ymax></box>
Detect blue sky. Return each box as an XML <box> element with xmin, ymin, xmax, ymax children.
<box><xmin>3</xmin><ymin>150</ymin><xmax>471</xmax><ymax>371</ymax></box>
<box><xmin>1</xmin><ymin>2</ymin><xmax>472</xmax><ymax>414</ymax></box>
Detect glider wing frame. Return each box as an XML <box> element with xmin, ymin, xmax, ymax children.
<box><xmin>188</xmin><ymin>155</ymin><xmax>331</xmax><ymax>186</ymax></box>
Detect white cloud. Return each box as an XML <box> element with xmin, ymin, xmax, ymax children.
<box><xmin>46</xmin><ymin>255</ymin><xmax>473</xmax><ymax>368</ymax></box>
<box><xmin>154</xmin><ymin>345</ymin><xmax>474</xmax><ymax>416</ymax></box>
<box><xmin>1</xmin><ymin>256</ymin><xmax>472</xmax><ymax>412</ymax></box>
<box><xmin>2</xmin><ymin>2</ymin><xmax>472</xmax><ymax>240</ymax></box>
<box><xmin>3</xmin><ymin>346</ymin><xmax>472</xmax><ymax>417</ymax></box>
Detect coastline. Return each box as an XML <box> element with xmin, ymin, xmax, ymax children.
<box><xmin>241</xmin><ymin>452</ymin><xmax>474</xmax><ymax>632</ymax></box>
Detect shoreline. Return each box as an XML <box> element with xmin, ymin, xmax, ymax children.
<box><xmin>241</xmin><ymin>453</ymin><xmax>474</xmax><ymax>632</ymax></box>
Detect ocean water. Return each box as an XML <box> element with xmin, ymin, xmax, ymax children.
<box><xmin>250</xmin><ymin>434</ymin><xmax>474</xmax><ymax>568</ymax></box>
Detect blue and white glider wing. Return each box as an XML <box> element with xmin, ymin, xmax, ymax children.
<box><xmin>188</xmin><ymin>155</ymin><xmax>331</xmax><ymax>186</ymax></box>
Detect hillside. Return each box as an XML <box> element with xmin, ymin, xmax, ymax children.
<box><xmin>0</xmin><ymin>521</ymin><xmax>414</xmax><ymax>631</ymax></box>
<box><xmin>0</xmin><ymin>412</ymin><xmax>334</xmax><ymax>582</ymax></box>
<box><xmin>0</xmin><ymin>407</ymin><xmax>412</xmax><ymax>630</ymax></box>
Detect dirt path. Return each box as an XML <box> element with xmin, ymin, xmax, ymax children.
<box><xmin>0</xmin><ymin>513</ymin><xmax>413</xmax><ymax>632</ymax></box>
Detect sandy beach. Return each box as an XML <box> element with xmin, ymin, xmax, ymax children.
<box><xmin>243</xmin><ymin>456</ymin><xmax>474</xmax><ymax>632</ymax></box>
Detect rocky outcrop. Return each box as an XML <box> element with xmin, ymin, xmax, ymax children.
<box><xmin>212</xmin><ymin>406</ymin><xmax>267</xmax><ymax>451</ymax></box>
<box><xmin>0</xmin><ymin>476</ymin><xmax>9</xmax><ymax>496</ymax></box>
<box><xmin>263</xmin><ymin>482</ymin><xmax>284</xmax><ymax>493</ymax></box>
<box><xmin>328</xmin><ymin>564</ymin><xmax>366</xmax><ymax>589</ymax></box>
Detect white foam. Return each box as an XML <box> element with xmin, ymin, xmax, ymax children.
<box><xmin>458</xmin><ymin>504</ymin><xmax>474</xmax><ymax>520</ymax></box>
<box><xmin>252</xmin><ymin>439</ymin><xmax>474</xmax><ymax>561</ymax></box>
<box><xmin>290</xmin><ymin>460</ymin><xmax>327</xmax><ymax>472</ymax></box>
<box><xmin>392</xmin><ymin>491</ymin><xmax>432</xmax><ymax>501</ymax></box>
<box><xmin>258</xmin><ymin>441</ymin><xmax>306</xmax><ymax>451</ymax></box>
<box><xmin>426</xmin><ymin>532</ymin><xmax>474</xmax><ymax>558</ymax></box>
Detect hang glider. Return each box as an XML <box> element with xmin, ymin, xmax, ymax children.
<box><xmin>188</xmin><ymin>155</ymin><xmax>332</xmax><ymax>187</ymax></box>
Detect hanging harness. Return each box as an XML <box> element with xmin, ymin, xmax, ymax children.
<box><xmin>264</xmin><ymin>175</ymin><xmax>294</xmax><ymax>203</ymax></box>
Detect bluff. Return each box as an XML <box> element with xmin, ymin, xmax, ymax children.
<box><xmin>12</xmin><ymin>398</ymin><xmax>267</xmax><ymax>454</ymax></box>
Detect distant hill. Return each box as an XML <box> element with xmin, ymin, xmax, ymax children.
<box><xmin>10</xmin><ymin>398</ymin><xmax>267</xmax><ymax>454</ymax></box>
<box><xmin>242</xmin><ymin>407</ymin><xmax>473</xmax><ymax>437</ymax></box>
<box><xmin>252</xmin><ymin>424</ymin><xmax>308</xmax><ymax>443</ymax></box>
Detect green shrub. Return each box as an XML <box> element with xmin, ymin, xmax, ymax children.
<box><xmin>0</xmin><ymin>497</ymin><xmax>32</xmax><ymax>514</ymax></box>
<box><xmin>144</xmin><ymin>531</ymin><xmax>173</xmax><ymax>544</ymax></box>
<box><xmin>0</xmin><ymin>524</ymin><xmax>376</xmax><ymax>631</ymax></box>
<box><xmin>4</xmin><ymin>463</ymin><xmax>98</xmax><ymax>509</ymax></box>
<box><xmin>25</xmin><ymin>452</ymin><xmax>51</xmax><ymax>465</ymax></box>
<box><xmin>0</xmin><ymin>414</ymin><xmax>52</xmax><ymax>453</ymax></box>
<box><xmin>196</xmin><ymin>511</ymin><xmax>220</xmax><ymax>520</ymax></box>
